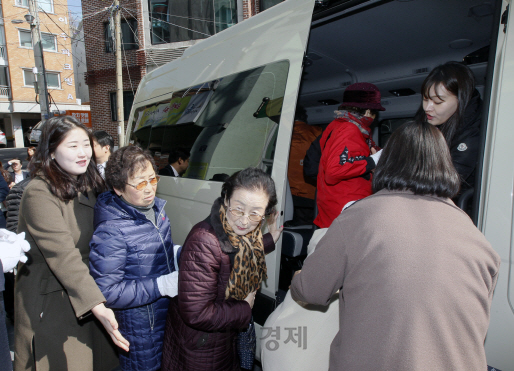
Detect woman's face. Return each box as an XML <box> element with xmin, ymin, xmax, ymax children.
<box><xmin>225</xmin><ymin>187</ymin><xmax>269</xmax><ymax>236</ymax></box>
<box><xmin>422</xmin><ymin>84</ymin><xmax>459</xmax><ymax>126</ymax></box>
<box><xmin>115</xmin><ymin>161</ymin><xmax>157</xmax><ymax>207</ymax></box>
<box><xmin>52</xmin><ymin>128</ymin><xmax>92</xmax><ymax>178</ymax></box>
<box><xmin>27</xmin><ymin>148</ymin><xmax>35</xmax><ymax>157</ymax></box>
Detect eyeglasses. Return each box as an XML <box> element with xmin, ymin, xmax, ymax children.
<box><xmin>126</xmin><ymin>176</ymin><xmax>160</xmax><ymax>191</ymax></box>
<box><xmin>227</xmin><ymin>206</ymin><xmax>265</xmax><ymax>223</ymax></box>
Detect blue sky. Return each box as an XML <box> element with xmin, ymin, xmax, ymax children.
<box><xmin>67</xmin><ymin>0</ymin><xmax>82</xmax><ymax>18</ymax></box>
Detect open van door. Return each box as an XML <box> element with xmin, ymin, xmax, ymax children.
<box><xmin>126</xmin><ymin>0</ymin><xmax>315</xmax><ymax>310</ymax></box>
<box><xmin>478</xmin><ymin>1</ymin><xmax>514</xmax><ymax>369</ymax></box>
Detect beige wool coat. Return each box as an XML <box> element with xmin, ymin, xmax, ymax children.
<box><xmin>14</xmin><ymin>177</ymin><xmax>118</xmax><ymax>371</ymax></box>
<box><xmin>291</xmin><ymin>189</ymin><xmax>501</xmax><ymax>370</ymax></box>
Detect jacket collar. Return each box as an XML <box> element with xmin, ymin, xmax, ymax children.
<box><xmin>112</xmin><ymin>192</ymin><xmax>166</xmax><ymax>219</ymax></box>
<box><xmin>78</xmin><ymin>190</ymin><xmax>97</xmax><ymax>209</ymax></box>
<box><xmin>208</xmin><ymin>197</ymin><xmax>237</xmax><ymax>254</ymax></box>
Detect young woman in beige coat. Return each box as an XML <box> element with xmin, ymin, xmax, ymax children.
<box><xmin>14</xmin><ymin>116</ymin><xmax>129</xmax><ymax>371</ymax></box>
<box><xmin>290</xmin><ymin>121</ymin><xmax>500</xmax><ymax>370</ymax></box>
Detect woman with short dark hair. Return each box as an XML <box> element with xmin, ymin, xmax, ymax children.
<box><xmin>290</xmin><ymin>121</ymin><xmax>500</xmax><ymax>370</ymax></box>
<box><xmin>89</xmin><ymin>145</ymin><xmax>177</xmax><ymax>371</ymax></box>
<box><xmin>14</xmin><ymin>116</ymin><xmax>127</xmax><ymax>371</ymax></box>
<box><xmin>162</xmin><ymin>167</ymin><xmax>282</xmax><ymax>371</ymax></box>
<box><xmin>415</xmin><ymin>61</ymin><xmax>482</xmax><ymax>191</ymax></box>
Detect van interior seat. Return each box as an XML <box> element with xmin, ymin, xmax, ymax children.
<box><xmin>281</xmin><ymin>180</ymin><xmax>315</xmax><ymax>257</ymax></box>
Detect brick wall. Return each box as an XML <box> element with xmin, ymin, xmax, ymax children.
<box><xmin>82</xmin><ymin>0</ymin><xmax>144</xmax><ymax>145</ymax></box>
<box><xmin>243</xmin><ymin>0</ymin><xmax>261</xmax><ymax>19</ymax></box>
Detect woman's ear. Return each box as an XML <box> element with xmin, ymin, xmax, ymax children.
<box><xmin>113</xmin><ymin>187</ymin><xmax>123</xmax><ymax>197</ymax></box>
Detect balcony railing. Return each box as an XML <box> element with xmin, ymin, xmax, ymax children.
<box><xmin>0</xmin><ymin>85</ymin><xmax>10</xmax><ymax>98</ymax></box>
<box><xmin>0</xmin><ymin>45</ymin><xmax>6</xmax><ymax>61</ymax></box>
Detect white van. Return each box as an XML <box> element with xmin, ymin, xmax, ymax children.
<box><xmin>126</xmin><ymin>0</ymin><xmax>513</xmax><ymax>368</ymax></box>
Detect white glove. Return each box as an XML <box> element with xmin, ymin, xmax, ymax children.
<box><xmin>156</xmin><ymin>271</ymin><xmax>179</xmax><ymax>298</ymax></box>
<box><xmin>0</xmin><ymin>229</ymin><xmax>31</xmax><ymax>273</ymax></box>
<box><xmin>370</xmin><ymin>149</ymin><xmax>383</xmax><ymax>165</ymax></box>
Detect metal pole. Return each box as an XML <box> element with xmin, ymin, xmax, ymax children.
<box><xmin>114</xmin><ymin>0</ymin><xmax>125</xmax><ymax>146</ymax></box>
<box><xmin>28</xmin><ymin>0</ymin><xmax>50</xmax><ymax>123</ymax></box>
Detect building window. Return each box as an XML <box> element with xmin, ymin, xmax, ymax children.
<box><xmin>15</xmin><ymin>0</ymin><xmax>53</xmax><ymax>13</ymax></box>
<box><xmin>19</xmin><ymin>30</ymin><xmax>32</xmax><ymax>48</ymax></box>
<box><xmin>149</xmin><ymin>0</ymin><xmax>237</xmax><ymax>45</ymax></box>
<box><xmin>260</xmin><ymin>0</ymin><xmax>284</xmax><ymax>11</ymax></box>
<box><xmin>23</xmin><ymin>69</ymin><xmax>61</xmax><ymax>89</ymax></box>
<box><xmin>19</xmin><ymin>29</ymin><xmax>57</xmax><ymax>51</ymax></box>
<box><xmin>110</xmin><ymin>91</ymin><xmax>135</xmax><ymax>121</ymax></box>
<box><xmin>38</xmin><ymin>0</ymin><xmax>53</xmax><ymax>13</ymax></box>
<box><xmin>104</xmin><ymin>19</ymin><xmax>138</xmax><ymax>53</ymax></box>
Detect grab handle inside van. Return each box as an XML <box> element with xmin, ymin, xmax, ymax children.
<box><xmin>253</xmin><ymin>97</ymin><xmax>270</xmax><ymax>117</ymax></box>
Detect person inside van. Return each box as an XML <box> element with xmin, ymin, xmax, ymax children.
<box><xmin>92</xmin><ymin>130</ymin><xmax>114</xmax><ymax>179</ymax></box>
<box><xmin>415</xmin><ymin>61</ymin><xmax>482</xmax><ymax>195</ymax></box>
<box><xmin>159</xmin><ymin>148</ymin><xmax>190</xmax><ymax>177</ymax></box>
<box><xmin>314</xmin><ymin>82</ymin><xmax>383</xmax><ymax>228</ymax></box>
<box><xmin>161</xmin><ymin>167</ymin><xmax>282</xmax><ymax>371</ymax></box>
<box><xmin>287</xmin><ymin>105</ymin><xmax>323</xmax><ymax>225</ymax></box>
<box><xmin>290</xmin><ymin>120</ymin><xmax>500</xmax><ymax>370</ymax></box>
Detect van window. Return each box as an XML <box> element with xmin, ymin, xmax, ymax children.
<box><xmin>131</xmin><ymin>60</ymin><xmax>289</xmax><ymax>180</ymax></box>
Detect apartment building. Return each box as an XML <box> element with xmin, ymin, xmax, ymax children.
<box><xmin>83</xmin><ymin>0</ymin><xmax>283</xmax><ymax>145</ymax></box>
<box><xmin>0</xmin><ymin>0</ymin><xmax>89</xmax><ymax>147</ymax></box>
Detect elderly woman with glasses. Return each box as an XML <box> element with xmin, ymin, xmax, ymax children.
<box><xmin>89</xmin><ymin>145</ymin><xmax>178</xmax><ymax>371</ymax></box>
<box><xmin>161</xmin><ymin>167</ymin><xmax>283</xmax><ymax>371</ymax></box>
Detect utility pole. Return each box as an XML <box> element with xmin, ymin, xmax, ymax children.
<box><xmin>28</xmin><ymin>0</ymin><xmax>50</xmax><ymax>123</ymax></box>
<box><xmin>114</xmin><ymin>0</ymin><xmax>125</xmax><ymax>146</ymax></box>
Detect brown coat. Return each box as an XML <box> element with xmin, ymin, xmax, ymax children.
<box><xmin>291</xmin><ymin>190</ymin><xmax>500</xmax><ymax>370</ymax></box>
<box><xmin>14</xmin><ymin>177</ymin><xmax>118</xmax><ymax>371</ymax></box>
<box><xmin>162</xmin><ymin>199</ymin><xmax>275</xmax><ymax>370</ymax></box>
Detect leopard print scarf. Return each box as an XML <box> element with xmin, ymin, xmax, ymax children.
<box><xmin>220</xmin><ymin>203</ymin><xmax>267</xmax><ymax>300</ymax></box>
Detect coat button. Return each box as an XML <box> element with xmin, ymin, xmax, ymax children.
<box><xmin>40</xmin><ymin>312</ymin><xmax>43</xmax><ymax>318</ymax></box>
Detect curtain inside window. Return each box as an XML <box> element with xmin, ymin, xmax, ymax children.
<box><xmin>168</xmin><ymin>0</ymin><xmax>214</xmax><ymax>43</ymax></box>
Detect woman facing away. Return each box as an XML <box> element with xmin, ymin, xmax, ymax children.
<box><xmin>415</xmin><ymin>61</ymin><xmax>482</xmax><ymax>192</ymax></box>
<box><xmin>162</xmin><ymin>167</ymin><xmax>283</xmax><ymax>371</ymax></box>
<box><xmin>14</xmin><ymin>116</ymin><xmax>129</xmax><ymax>371</ymax></box>
<box><xmin>89</xmin><ymin>145</ymin><xmax>177</xmax><ymax>371</ymax></box>
<box><xmin>290</xmin><ymin>121</ymin><xmax>500</xmax><ymax>370</ymax></box>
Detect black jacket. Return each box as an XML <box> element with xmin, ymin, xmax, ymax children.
<box><xmin>450</xmin><ymin>89</ymin><xmax>482</xmax><ymax>191</ymax></box>
<box><xmin>5</xmin><ymin>178</ymin><xmax>31</xmax><ymax>232</ymax></box>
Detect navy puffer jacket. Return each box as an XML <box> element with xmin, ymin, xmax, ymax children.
<box><xmin>89</xmin><ymin>191</ymin><xmax>174</xmax><ymax>371</ymax></box>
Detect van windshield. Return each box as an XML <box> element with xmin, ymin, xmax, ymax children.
<box><xmin>131</xmin><ymin>60</ymin><xmax>289</xmax><ymax>180</ymax></box>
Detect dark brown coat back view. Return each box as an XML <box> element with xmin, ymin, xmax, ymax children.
<box><xmin>291</xmin><ymin>190</ymin><xmax>500</xmax><ymax>370</ymax></box>
<box><xmin>162</xmin><ymin>204</ymin><xmax>275</xmax><ymax>371</ymax></box>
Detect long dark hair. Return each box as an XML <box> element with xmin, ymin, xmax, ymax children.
<box><xmin>415</xmin><ymin>61</ymin><xmax>475</xmax><ymax>146</ymax></box>
<box><xmin>372</xmin><ymin>121</ymin><xmax>460</xmax><ymax>198</ymax></box>
<box><xmin>0</xmin><ymin>161</ymin><xmax>12</xmax><ymax>184</ymax></box>
<box><xmin>221</xmin><ymin>167</ymin><xmax>278</xmax><ymax>215</ymax></box>
<box><xmin>29</xmin><ymin>116</ymin><xmax>106</xmax><ymax>201</ymax></box>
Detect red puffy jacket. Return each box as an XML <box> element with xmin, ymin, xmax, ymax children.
<box><xmin>314</xmin><ymin>115</ymin><xmax>378</xmax><ymax>228</ymax></box>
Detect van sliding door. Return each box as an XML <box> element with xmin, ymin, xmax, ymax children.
<box><xmin>126</xmin><ymin>0</ymin><xmax>316</xmax><ymax>302</ymax></box>
<box><xmin>478</xmin><ymin>1</ymin><xmax>514</xmax><ymax>369</ymax></box>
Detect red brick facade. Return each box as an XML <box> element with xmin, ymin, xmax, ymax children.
<box><xmin>82</xmin><ymin>0</ymin><xmax>145</xmax><ymax>145</ymax></box>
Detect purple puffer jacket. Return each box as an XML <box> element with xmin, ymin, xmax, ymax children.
<box><xmin>161</xmin><ymin>198</ymin><xmax>275</xmax><ymax>370</ymax></box>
